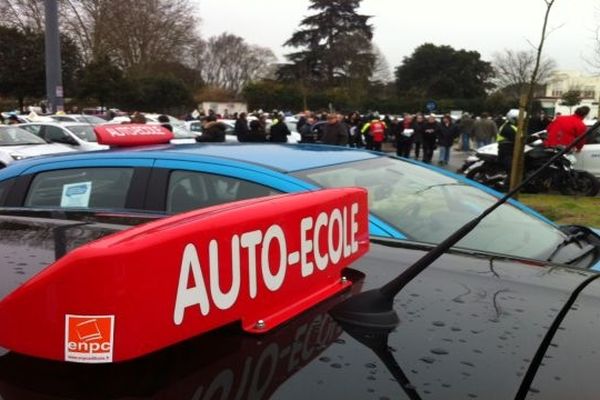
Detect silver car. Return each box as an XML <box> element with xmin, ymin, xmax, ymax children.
<box><xmin>19</xmin><ymin>122</ymin><xmax>108</xmax><ymax>151</ymax></box>
<box><xmin>0</xmin><ymin>125</ymin><xmax>74</xmax><ymax>168</ymax></box>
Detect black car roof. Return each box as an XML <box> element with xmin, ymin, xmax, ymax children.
<box><xmin>0</xmin><ymin>209</ymin><xmax>598</xmax><ymax>399</ymax></box>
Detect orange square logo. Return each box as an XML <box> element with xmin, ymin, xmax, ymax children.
<box><xmin>65</xmin><ymin>315</ymin><xmax>115</xmax><ymax>363</ymax></box>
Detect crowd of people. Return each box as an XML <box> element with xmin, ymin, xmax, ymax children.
<box><xmin>185</xmin><ymin>108</ymin><xmax>566</xmax><ymax>167</ymax></box>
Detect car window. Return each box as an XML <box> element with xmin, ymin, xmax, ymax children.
<box><xmin>68</xmin><ymin>125</ymin><xmax>97</xmax><ymax>142</ymax></box>
<box><xmin>589</xmin><ymin>130</ymin><xmax>600</xmax><ymax>144</ymax></box>
<box><xmin>20</xmin><ymin>125</ymin><xmax>43</xmax><ymax>136</ymax></box>
<box><xmin>50</xmin><ymin>116</ymin><xmax>73</xmax><ymax>122</ymax></box>
<box><xmin>0</xmin><ymin>126</ymin><xmax>47</xmax><ymax>145</ymax></box>
<box><xmin>24</xmin><ymin>168</ymin><xmax>134</xmax><ymax>209</ymax></box>
<box><xmin>188</xmin><ymin>122</ymin><xmax>202</xmax><ymax>132</ymax></box>
<box><xmin>166</xmin><ymin>170</ymin><xmax>281</xmax><ymax>214</ymax></box>
<box><xmin>44</xmin><ymin>126</ymin><xmax>69</xmax><ymax>142</ymax></box>
<box><xmin>74</xmin><ymin>115</ymin><xmax>105</xmax><ymax>124</ymax></box>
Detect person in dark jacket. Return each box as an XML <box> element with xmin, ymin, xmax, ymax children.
<box><xmin>299</xmin><ymin>116</ymin><xmax>316</xmax><ymax>143</ymax></box>
<box><xmin>247</xmin><ymin>119</ymin><xmax>268</xmax><ymax>142</ymax></box>
<box><xmin>528</xmin><ymin>111</ymin><xmax>551</xmax><ymax>134</ymax></box>
<box><xmin>347</xmin><ymin>112</ymin><xmax>363</xmax><ymax>148</ymax></box>
<box><xmin>321</xmin><ymin>114</ymin><xmax>349</xmax><ymax>146</ymax></box>
<box><xmin>422</xmin><ymin>114</ymin><xmax>441</xmax><ymax>164</ymax></box>
<box><xmin>196</xmin><ymin>115</ymin><xmax>226</xmax><ymax>142</ymax></box>
<box><xmin>234</xmin><ymin>113</ymin><xmax>250</xmax><ymax>142</ymax></box>
<box><xmin>412</xmin><ymin>113</ymin><xmax>425</xmax><ymax>160</ymax></box>
<box><xmin>268</xmin><ymin>115</ymin><xmax>291</xmax><ymax>143</ymax></box>
<box><xmin>395</xmin><ymin>113</ymin><xmax>414</xmax><ymax>158</ymax></box>
<box><xmin>498</xmin><ymin>116</ymin><xmax>517</xmax><ymax>175</ymax></box>
<box><xmin>157</xmin><ymin>115</ymin><xmax>173</xmax><ymax>132</ymax></box>
<box><xmin>458</xmin><ymin>113</ymin><xmax>474</xmax><ymax>151</ymax></box>
<box><xmin>437</xmin><ymin>115</ymin><xmax>459</xmax><ymax>166</ymax></box>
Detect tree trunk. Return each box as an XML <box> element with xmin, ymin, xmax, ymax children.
<box><xmin>509</xmin><ymin>0</ymin><xmax>556</xmax><ymax>194</ymax></box>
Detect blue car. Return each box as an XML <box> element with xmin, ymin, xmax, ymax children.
<box><xmin>0</xmin><ymin>142</ymin><xmax>599</xmax><ymax>269</ymax></box>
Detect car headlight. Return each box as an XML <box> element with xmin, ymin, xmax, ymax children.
<box><xmin>10</xmin><ymin>154</ymin><xmax>25</xmax><ymax>161</ymax></box>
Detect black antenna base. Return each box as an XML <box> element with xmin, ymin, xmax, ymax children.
<box><xmin>330</xmin><ymin>288</ymin><xmax>399</xmax><ymax>329</ymax></box>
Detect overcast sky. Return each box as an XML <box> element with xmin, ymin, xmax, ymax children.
<box><xmin>196</xmin><ymin>0</ymin><xmax>599</xmax><ymax>75</ymax></box>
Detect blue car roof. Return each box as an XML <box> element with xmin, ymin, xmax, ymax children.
<box><xmin>0</xmin><ymin>143</ymin><xmax>381</xmax><ymax>178</ymax></box>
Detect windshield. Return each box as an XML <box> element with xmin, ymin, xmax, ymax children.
<box><xmin>0</xmin><ymin>126</ymin><xmax>47</xmax><ymax>145</ymax></box>
<box><xmin>74</xmin><ymin>115</ymin><xmax>105</xmax><ymax>124</ymax></box>
<box><xmin>294</xmin><ymin>157</ymin><xmax>570</xmax><ymax>261</ymax></box>
<box><xmin>68</xmin><ymin>125</ymin><xmax>97</xmax><ymax>142</ymax></box>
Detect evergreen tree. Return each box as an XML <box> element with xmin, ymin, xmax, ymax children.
<box><xmin>283</xmin><ymin>0</ymin><xmax>374</xmax><ymax>90</ymax></box>
<box><xmin>395</xmin><ymin>43</ymin><xmax>494</xmax><ymax>99</ymax></box>
<box><xmin>0</xmin><ymin>26</ymin><xmax>82</xmax><ymax>111</ymax></box>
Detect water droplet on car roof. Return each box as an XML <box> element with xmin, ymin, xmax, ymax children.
<box><xmin>430</xmin><ymin>348</ymin><xmax>449</xmax><ymax>355</ymax></box>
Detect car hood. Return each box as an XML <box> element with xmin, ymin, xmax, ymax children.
<box><xmin>0</xmin><ymin>223</ymin><xmax>597</xmax><ymax>400</ymax></box>
<box><xmin>0</xmin><ymin>143</ymin><xmax>75</xmax><ymax>158</ymax></box>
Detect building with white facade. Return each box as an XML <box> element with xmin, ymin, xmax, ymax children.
<box><xmin>537</xmin><ymin>70</ymin><xmax>600</xmax><ymax>118</ymax></box>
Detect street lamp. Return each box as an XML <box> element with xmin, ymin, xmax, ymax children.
<box><xmin>44</xmin><ymin>0</ymin><xmax>64</xmax><ymax>113</ymax></box>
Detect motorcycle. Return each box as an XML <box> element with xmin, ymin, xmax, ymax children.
<box><xmin>461</xmin><ymin>132</ymin><xmax>600</xmax><ymax>196</ymax></box>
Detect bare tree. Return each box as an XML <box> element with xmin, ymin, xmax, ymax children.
<box><xmin>198</xmin><ymin>33</ymin><xmax>277</xmax><ymax>94</ymax></box>
<box><xmin>510</xmin><ymin>0</ymin><xmax>557</xmax><ymax>192</ymax></box>
<box><xmin>1</xmin><ymin>0</ymin><xmax>202</xmax><ymax>70</ymax></box>
<box><xmin>492</xmin><ymin>49</ymin><xmax>556</xmax><ymax>99</ymax></box>
<box><xmin>370</xmin><ymin>45</ymin><xmax>392</xmax><ymax>84</ymax></box>
<box><xmin>0</xmin><ymin>0</ymin><xmax>45</xmax><ymax>32</ymax></box>
<box><xmin>59</xmin><ymin>0</ymin><xmax>113</xmax><ymax>63</ymax></box>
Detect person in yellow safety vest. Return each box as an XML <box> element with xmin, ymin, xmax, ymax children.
<box><xmin>497</xmin><ymin>115</ymin><xmax>518</xmax><ymax>175</ymax></box>
<box><xmin>361</xmin><ymin>117</ymin><xmax>387</xmax><ymax>152</ymax></box>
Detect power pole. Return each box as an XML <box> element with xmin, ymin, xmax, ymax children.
<box><xmin>44</xmin><ymin>0</ymin><xmax>64</xmax><ymax>113</ymax></box>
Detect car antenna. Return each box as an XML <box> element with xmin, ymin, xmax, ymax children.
<box><xmin>331</xmin><ymin>120</ymin><xmax>600</xmax><ymax>329</ymax></box>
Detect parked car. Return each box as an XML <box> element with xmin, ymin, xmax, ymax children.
<box><xmin>576</xmin><ymin>120</ymin><xmax>600</xmax><ymax>177</ymax></box>
<box><xmin>19</xmin><ymin>122</ymin><xmax>108</xmax><ymax>151</ymax></box>
<box><xmin>0</xmin><ymin>125</ymin><xmax>75</xmax><ymax>168</ymax></box>
<box><xmin>0</xmin><ymin>134</ymin><xmax>598</xmax><ymax>270</ymax></box>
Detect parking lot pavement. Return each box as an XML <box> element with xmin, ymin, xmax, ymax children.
<box><xmin>384</xmin><ymin>145</ymin><xmax>471</xmax><ymax>175</ymax></box>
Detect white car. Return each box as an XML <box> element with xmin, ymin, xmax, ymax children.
<box><xmin>49</xmin><ymin>114</ymin><xmax>107</xmax><ymax>125</ymax></box>
<box><xmin>0</xmin><ymin>125</ymin><xmax>75</xmax><ymax>168</ymax></box>
<box><xmin>19</xmin><ymin>122</ymin><xmax>108</xmax><ymax>151</ymax></box>
<box><xmin>577</xmin><ymin>120</ymin><xmax>600</xmax><ymax>178</ymax></box>
<box><xmin>219</xmin><ymin>118</ymin><xmax>301</xmax><ymax>143</ymax></box>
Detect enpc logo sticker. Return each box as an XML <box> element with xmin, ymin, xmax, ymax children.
<box><xmin>65</xmin><ymin>315</ymin><xmax>115</xmax><ymax>363</ymax></box>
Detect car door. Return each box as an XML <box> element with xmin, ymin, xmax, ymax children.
<box><xmin>578</xmin><ymin>130</ymin><xmax>600</xmax><ymax>177</ymax></box>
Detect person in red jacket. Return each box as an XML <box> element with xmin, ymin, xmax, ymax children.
<box><xmin>361</xmin><ymin>116</ymin><xmax>387</xmax><ymax>151</ymax></box>
<box><xmin>545</xmin><ymin>106</ymin><xmax>590</xmax><ymax>152</ymax></box>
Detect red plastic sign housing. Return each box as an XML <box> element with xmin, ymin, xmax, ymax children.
<box><xmin>94</xmin><ymin>124</ymin><xmax>174</xmax><ymax>147</ymax></box>
<box><xmin>0</xmin><ymin>188</ymin><xmax>369</xmax><ymax>363</ymax></box>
